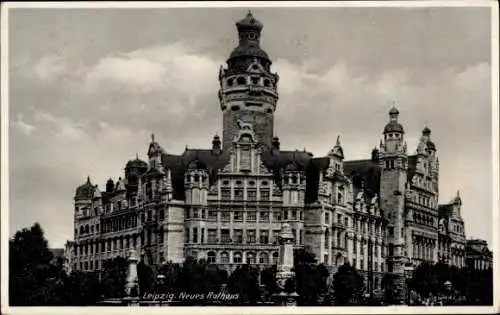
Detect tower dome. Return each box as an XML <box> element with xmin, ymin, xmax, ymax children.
<box><xmin>383</xmin><ymin>106</ymin><xmax>404</xmax><ymax>134</ymax></box>
<box><xmin>75</xmin><ymin>176</ymin><xmax>95</xmax><ymax>199</ymax></box>
<box><xmin>228</xmin><ymin>11</ymin><xmax>271</xmax><ymax>62</ymax></box>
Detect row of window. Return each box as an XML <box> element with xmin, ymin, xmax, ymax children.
<box><xmin>185</xmin><ymin>228</ymin><xmax>303</xmax><ymax>245</ymax></box>
<box><xmin>77</xmin><ymin>223</ymin><xmax>100</xmax><ymax>236</ymax></box>
<box><xmin>220</xmin><ymin>188</ymin><xmax>270</xmax><ymax>201</ymax></box>
<box><xmin>221</xmin><ymin>179</ymin><xmax>269</xmax><ymax>187</ymax></box>
<box><xmin>193</xmin><ymin>251</ymin><xmax>279</xmax><ymax>265</ymax></box>
<box><xmin>352</xmin><ymin>258</ymin><xmax>385</xmax><ymax>273</ymax></box>
<box><xmin>187</xmin><ymin>209</ymin><xmax>303</xmax><ymax>222</ymax></box>
<box><xmin>225</xmin><ymin>76</ymin><xmax>273</xmax><ymax>88</ymax></box>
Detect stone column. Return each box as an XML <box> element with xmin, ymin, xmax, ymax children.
<box><xmin>272</xmin><ymin>223</ymin><xmax>299</xmax><ymax>306</ymax></box>
<box><xmin>124</xmin><ymin>249</ymin><xmax>140</xmax><ymax>299</ymax></box>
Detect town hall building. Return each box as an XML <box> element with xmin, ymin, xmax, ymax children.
<box><xmin>65</xmin><ymin>11</ymin><xmax>467</xmax><ymax>298</ymax></box>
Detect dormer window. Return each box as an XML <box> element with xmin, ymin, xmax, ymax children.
<box><xmin>264</xmin><ymin>79</ymin><xmax>271</xmax><ymax>87</ymax></box>
<box><xmin>237</xmin><ymin>77</ymin><xmax>246</xmax><ymax>85</ymax></box>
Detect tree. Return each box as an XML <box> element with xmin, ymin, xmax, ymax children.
<box><xmin>137</xmin><ymin>261</ymin><xmax>155</xmax><ymax>295</ymax></box>
<box><xmin>331</xmin><ymin>263</ymin><xmax>364</xmax><ymax>306</ymax></box>
<box><xmin>9</xmin><ymin>223</ymin><xmax>57</xmax><ymax>305</ymax></box>
<box><xmin>292</xmin><ymin>248</ymin><xmax>330</xmax><ymax>305</ymax></box>
<box><xmin>226</xmin><ymin>264</ymin><xmax>260</xmax><ymax>305</ymax></box>
<box><xmin>99</xmin><ymin>256</ymin><xmax>128</xmax><ymax>298</ymax></box>
<box><xmin>411</xmin><ymin>261</ymin><xmax>439</xmax><ymax>298</ymax></box>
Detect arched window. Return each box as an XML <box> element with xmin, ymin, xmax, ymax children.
<box><xmin>227</xmin><ymin>78</ymin><xmax>234</xmax><ymax>86</ymax></box>
<box><xmin>247</xmin><ymin>252</ymin><xmax>256</xmax><ymax>264</ymax></box>
<box><xmin>259</xmin><ymin>252</ymin><xmax>269</xmax><ymax>264</ymax></box>
<box><xmin>220</xmin><ymin>251</ymin><xmax>229</xmax><ymax>263</ymax></box>
<box><xmin>272</xmin><ymin>252</ymin><xmax>279</xmax><ymax>265</ymax></box>
<box><xmin>207</xmin><ymin>251</ymin><xmax>216</xmax><ymax>264</ymax></box>
<box><xmin>80</xmin><ymin>226</ymin><xmax>84</xmax><ymax>235</ymax></box>
<box><xmin>233</xmin><ymin>252</ymin><xmax>242</xmax><ymax>263</ymax></box>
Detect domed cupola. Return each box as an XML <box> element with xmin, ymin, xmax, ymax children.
<box><xmin>126</xmin><ymin>155</ymin><xmax>148</xmax><ymax>170</ymax></box>
<box><xmin>383</xmin><ymin>106</ymin><xmax>405</xmax><ymax>134</ymax></box>
<box><xmin>422</xmin><ymin>126</ymin><xmax>436</xmax><ymax>151</ymax></box>
<box><xmin>228</xmin><ymin>11</ymin><xmax>270</xmax><ymax>63</ymax></box>
<box><xmin>125</xmin><ymin>154</ymin><xmax>148</xmax><ymax>184</ymax></box>
<box><xmin>75</xmin><ymin>176</ymin><xmax>95</xmax><ymax>199</ymax></box>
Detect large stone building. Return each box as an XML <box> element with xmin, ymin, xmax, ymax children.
<box><xmin>65</xmin><ymin>11</ymin><xmax>467</xmax><ymax>296</ymax></box>
<box><xmin>465</xmin><ymin>239</ymin><xmax>493</xmax><ymax>270</ymax></box>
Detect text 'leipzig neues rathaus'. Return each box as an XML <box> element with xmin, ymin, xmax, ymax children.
<box><xmin>66</xmin><ymin>12</ymin><xmax>467</xmax><ymax>292</ymax></box>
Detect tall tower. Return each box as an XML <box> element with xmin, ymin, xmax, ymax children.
<box><xmin>218</xmin><ymin>11</ymin><xmax>279</xmax><ymax>150</ymax></box>
<box><xmin>378</xmin><ymin>106</ymin><xmax>408</xmax><ymax>302</ymax></box>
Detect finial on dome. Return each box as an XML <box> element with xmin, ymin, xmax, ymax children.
<box><xmin>86</xmin><ymin>176</ymin><xmax>91</xmax><ymax>184</ymax></box>
<box><xmin>136</xmin><ymin>152</ymin><xmax>139</xmax><ymax>159</ymax></box>
<box><xmin>151</xmin><ymin>133</ymin><xmax>155</xmax><ymax>142</ymax></box>
<box><xmin>336</xmin><ymin>135</ymin><xmax>341</xmax><ymax>147</ymax></box>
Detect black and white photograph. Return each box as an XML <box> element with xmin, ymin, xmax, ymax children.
<box><xmin>1</xmin><ymin>1</ymin><xmax>498</xmax><ymax>313</ymax></box>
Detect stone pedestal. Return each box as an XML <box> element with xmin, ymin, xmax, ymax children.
<box><xmin>272</xmin><ymin>223</ymin><xmax>299</xmax><ymax>306</ymax></box>
<box><xmin>124</xmin><ymin>249</ymin><xmax>140</xmax><ymax>298</ymax></box>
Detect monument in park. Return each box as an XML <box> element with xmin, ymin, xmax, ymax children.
<box><xmin>272</xmin><ymin>223</ymin><xmax>299</xmax><ymax>306</ymax></box>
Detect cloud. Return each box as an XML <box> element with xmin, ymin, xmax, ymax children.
<box><xmin>85</xmin><ymin>43</ymin><xmax>223</xmax><ymax>99</ymax></box>
<box><xmin>33</xmin><ymin>55</ymin><xmax>67</xmax><ymax>82</ymax></box>
<box><xmin>12</xmin><ymin>114</ymin><xmax>36</xmax><ymax>136</ymax></box>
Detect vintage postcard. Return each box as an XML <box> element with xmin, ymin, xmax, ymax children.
<box><xmin>1</xmin><ymin>1</ymin><xmax>498</xmax><ymax>314</ymax></box>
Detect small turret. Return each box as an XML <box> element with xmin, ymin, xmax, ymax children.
<box><xmin>106</xmin><ymin>178</ymin><xmax>114</xmax><ymax>193</ymax></box>
<box><xmin>212</xmin><ymin>134</ymin><xmax>221</xmax><ymax>155</ymax></box>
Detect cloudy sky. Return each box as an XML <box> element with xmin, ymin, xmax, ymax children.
<box><xmin>7</xmin><ymin>5</ymin><xmax>493</xmax><ymax>248</ymax></box>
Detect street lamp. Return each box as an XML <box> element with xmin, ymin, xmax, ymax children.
<box><xmin>156</xmin><ymin>274</ymin><xmax>166</xmax><ymax>306</ymax></box>
<box><xmin>403</xmin><ymin>263</ymin><xmax>414</xmax><ymax>305</ymax></box>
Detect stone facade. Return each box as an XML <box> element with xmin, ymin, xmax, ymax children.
<box><xmin>466</xmin><ymin>239</ymin><xmax>492</xmax><ymax>270</ymax></box>
<box><xmin>65</xmin><ymin>12</ymin><xmax>468</xmax><ymax>295</ymax></box>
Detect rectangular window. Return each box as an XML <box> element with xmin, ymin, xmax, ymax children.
<box><xmin>193</xmin><ymin>228</ymin><xmax>198</xmax><ymax>243</ymax></box>
<box><xmin>247</xmin><ymin>229</ymin><xmax>256</xmax><ymax>243</ymax></box>
<box><xmin>353</xmin><ymin>258</ymin><xmax>357</xmax><ymax>269</ymax></box>
<box><xmin>291</xmin><ymin>210</ymin><xmax>297</xmax><ymax>220</ymax></box>
<box><xmin>221</xmin><ymin>188</ymin><xmax>231</xmax><ymax>200</ymax></box>
<box><xmin>292</xmin><ymin>229</ymin><xmax>297</xmax><ymax>244</ymax></box>
<box><xmin>221</xmin><ymin>229</ymin><xmax>230</xmax><ymax>243</ymax></box>
<box><xmin>259</xmin><ymin>230</ymin><xmax>269</xmax><ymax>244</ymax></box>
<box><xmin>259</xmin><ymin>211</ymin><xmax>269</xmax><ymax>222</ymax></box>
<box><xmin>273</xmin><ymin>211</ymin><xmax>281</xmax><ymax>221</ymax></box>
<box><xmin>325</xmin><ymin>212</ymin><xmax>330</xmax><ymax>224</ymax></box>
<box><xmin>201</xmin><ymin>229</ymin><xmax>205</xmax><ymax>244</ymax></box>
<box><xmin>221</xmin><ymin>211</ymin><xmax>230</xmax><ymax>222</ymax></box>
<box><xmin>192</xmin><ymin>208</ymin><xmax>199</xmax><ymax>219</ymax></box>
<box><xmin>234</xmin><ymin>189</ymin><xmax>244</xmax><ymax>201</ymax></box>
<box><xmin>159</xmin><ymin>210</ymin><xmax>164</xmax><ymax>221</ymax></box>
<box><xmin>247</xmin><ymin>189</ymin><xmax>257</xmax><ymax>201</ymax></box>
<box><xmin>284</xmin><ymin>210</ymin><xmax>289</xmax><ymax>220</ymax></box>
<box><xmin>234</xmin><ymin>229</ymin><xmax>243</xmax><ymax>244</ymax></box>
<box><xmin>247</xmin><ymin>211</ymin><xmax>256</xmax><ymax>222</ymax></box>
<box><xmin>208</xmin><ymin>229</ymin><xmax>217</xmax><ymax>243</ymax></box>
<box><xmin>185</xmin><ymin>228</ymin><xmax>190</xmax><ymax>243</ymax></box>
<box><xmin>234</xmin><ymin>211</ymin><xmax>243</xmax><ymax>221</ymax></box>
<box><xmin>208</xmin><ymin>209</ymin><xmax>217</xmax><ymax>220</ymax></box>
<box><xmin>273</xmin><ymin>230</ymin><xmax>280</xmax><ymax>243</ymax></box>
<box><xmin>260</xmin><ymin>190</ymin><xmax>270</xmax><ymax>201</ymax></box>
